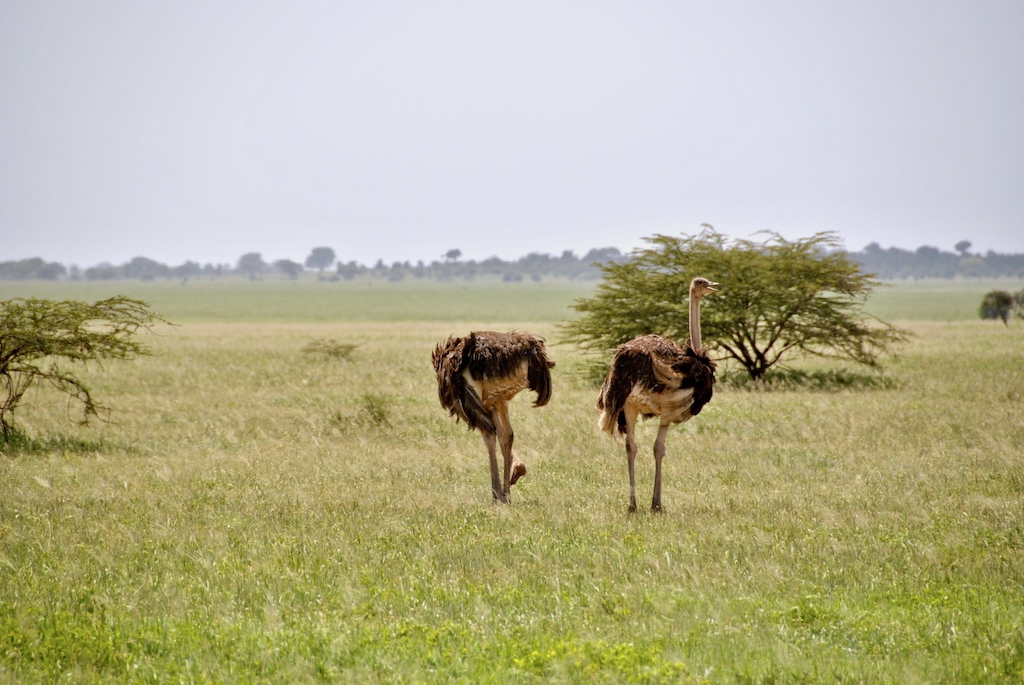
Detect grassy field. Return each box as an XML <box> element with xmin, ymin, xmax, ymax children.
<box><xmin>864</xmin><ymin>279</ymin><xmax>1024</xmax><ymax>322</ymax></box>
<box><xmin>0</xmin><ymin>279</ymin><xmax>596</xmax><ymax>324</ymax></box>
<box><xmin>1</xmin><ymin>281</ymin><xmax>1023</xmax><ymax>682</ymax></box>
<box><xmin>2</xmin><ymin>276</ymin><xmax>1022</xmax><ymax>324</ymax></box>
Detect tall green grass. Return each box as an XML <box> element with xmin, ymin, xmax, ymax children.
<box><xmin>2</xmin><ymin>318</ymin><xmax>1022</xmax><ymax>682</ymax></box>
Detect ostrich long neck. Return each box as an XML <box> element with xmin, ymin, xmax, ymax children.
<box><xmin>689</xmin><ymin>289</ymin><xmax>702</xmax><ymax>351</ymax></box>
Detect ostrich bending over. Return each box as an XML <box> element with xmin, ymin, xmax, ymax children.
<box><xmin>432</xmin><ymin>331</ymin><xmax>556</xmax><ymax>503</ymax></box>
<box><xmin>597</xmin><ymin>277</ymin><xmax>719</xmax><ymax>512</ymax></box>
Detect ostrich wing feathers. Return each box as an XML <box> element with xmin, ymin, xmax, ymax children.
<box><xmin>597</xmin><ymin>334</ymin><xmax>717</xmax><ymax>434</ymax></box>
<box><xmin>464</xmin><ymin>331</ymin><xmax>555</xmax><ymax>407</ymax></box>
<box><xmin>432</xmin><ymin>331</ymin><xmax>555</xmax><ymax>432</ymax></box>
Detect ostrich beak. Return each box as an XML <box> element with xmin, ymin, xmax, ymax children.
<box><xmin>707</xmin><ymin>281</ymin><xmax>719</xmax><ymax>292</ymax></box>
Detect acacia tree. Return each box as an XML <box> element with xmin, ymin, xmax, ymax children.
<box><xmin>236</xmin><ymin>252</ymin><xmax>267</xmax><ymax>277</ymax></box>
<box><xmin>273</xmin><ymin>259</ymin><xmax>303</xmax><ymax>279</ymax></box>
<box><xmin>305</xmin><ymin>247</ymin><xmax>336</xmax><ymax>272</ymax></box>
<box><xmin>0</xmin><ymin>297</ymin><xmax>166</xmax><ymax>439</ymax></box>
<box><xmin>563</xmin><ymin>229</ymin><xmax>907</xmax><ymax>381</ymax></box>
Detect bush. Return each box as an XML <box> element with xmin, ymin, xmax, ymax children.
<box><xmin>302</xmin><ymin>339</ymin><xmax>358</xmax><ymax>361</ymax></box>
<box><xmin>721</xmin><ymin>367</ymin><xmax>900</xmax><ymax>391</ymax></box>
<box><xmin>979</xmin><ymin>290</ymin><xmax>1017</xmax><ymax>325</ymax></box>
<box><xmin>358</xmin><ymin>393</ymin><xmax>392</xmax><ymax>427</ymax></box>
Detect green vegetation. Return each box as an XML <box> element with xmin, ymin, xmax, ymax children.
<box><xmin>5</xmin><ymin>239</ymin><xmax>1023</xmax><ymax>284</ymax></box>
<box><xmin>0</xmin><ymin>297</ymin><xmax>165</xmax><ymax>438</ymax></box>
<box><xmin>302</xmin><ymin>339</ymin><xmax>359</xmax><ymax>361</ymax></box>
<box><xmin>0</xmin><ymin>281</ymin><xmax>1022</xmax><ymax>682</ymax></box>
<box><xmin>855</xmin><ymin>241</ymin><xmax>1024</xmax><ymax>279</ymax></box>
<box><xmin>0</xmin><ymin>279</ymin><xmax>596</xmax><ymax>324</ymax></box>
<box><xmin>864</xmin><ymin>279</ymin><xmax>1024</xmax><ymax>321</ymax></box>
<box><xmin>565</xmin><ymin>230</ymin><xmax>906</xmax><ymax>380</ymax></box>
<box><xmin>3</xmin><ymin>277</ymin><xmax>1023</xmax><ymax>324</ymax></box>
<box><xmin>305</xmin><ymin>247</ymin><xmax>337</xmax><ymax>272</ymax></box>
<box><xmin>979</xmin><ymin>290</ymin><xmax>1015</xmax><ymax>324</ymax></box>
<box><xmin>979</xmin><ymin>289</ymin><xmax>1024</xmax><ymax>325</ymax></box>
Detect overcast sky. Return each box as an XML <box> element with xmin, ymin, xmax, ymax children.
<box><xmin>1</xmin><ymin>0</ymin><xmax>1022</xmax><ymax>267</ymax></box>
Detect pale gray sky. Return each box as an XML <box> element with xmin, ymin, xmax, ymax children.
<box><xmin>1</xmin><ymin>0</ymin><xmax>1022</xmax><ymax>267</ymax></box>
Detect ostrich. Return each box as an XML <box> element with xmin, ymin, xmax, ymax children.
<box><xmin>432</xmin><ymin>331</ymin><xmax>556</xmax><ymax>503</ymax></box>
<box><xmin>596</xmin><ymin>277</ymin><xmax>719</xmax><ymax>512</ymax></box>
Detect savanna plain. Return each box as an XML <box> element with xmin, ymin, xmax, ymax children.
<box><xmin>1</xmin><ymin>278</ymin><xmax>1023</xmax><ymax>683</ymax></box>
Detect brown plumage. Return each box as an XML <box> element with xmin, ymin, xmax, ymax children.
<box><xmin>597</xmin><ymin>335</ymin><xmax>716</xmax><ymax>434</ymax></box>
<box><xmin>596</xmin><ymin>277</ymin><xmax>719</xmax><ymax>512</ymax></box>
<box><xmin>431</xmin><ymin>331</ymin><xmax>555</xmax><ymax>503</ymax></box>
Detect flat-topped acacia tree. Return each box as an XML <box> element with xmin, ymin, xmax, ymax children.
<box><xmin>564</xmin><ymin>228</ymin><xmax>907</xmax><ymax>381</ymax></box>
<box><xmin>0</xmin><ymin>296</ymin><xmax>166</xmax><ymax>439</ymax></box>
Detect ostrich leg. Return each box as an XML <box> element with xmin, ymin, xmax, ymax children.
<box><xmin>651</xmin><ymin>422</ymin><xmax>670</xmax><ymax>512</ymax></box>
<box><xmin>623</xmin><ymin>407</ymin><xmax>640</xmax><ymax>513</ymax></box>
<box><xmin>509</xmin><ymin>452</ymin><xmax>527</xmax><ymax>486</ymax></box>
<box><xmin>496</xmin><ymin>402</ymin><xmax>527</xmax><ymax>487</ymax></box>
<box><xmin>493</xmin><ymin>402</ymin><xmax>516</xmax><ymax>501</ymax></box>
<box><xmin>482</xmin><ymin>431</ymin><xmax>506</xmax><ymax>503</ymax></box>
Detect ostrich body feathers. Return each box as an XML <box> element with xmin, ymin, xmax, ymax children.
<box><xmin>597</xmin><ymin>334</ymin><xmax>716</xmax><ymax>434</ymax></box>
<box><xmin>432</xmin><ymin>331</ymin><xmax>555</xmax><ymax>433</ymax></box>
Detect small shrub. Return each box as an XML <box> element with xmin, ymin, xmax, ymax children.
<box><xmin>327</xmin><ymin>410</ymin><xmax>349</xmax><ymax>432</ymax></box>
<box><xmin>358</xmin><ymin>393</ymin><xmax>392</xmax><ymax>427</ymax></box>
<box><xmin>327</xmin><ymin>393</ymin><xmax>393</xmax><ymax>432</ymax></box>
<box><xmin>302</xmin><ymin>339</ymin><xmax>358</xmax><ymax>361</ymax></box>
<box><xmin>0</xmin><ymin>426</ymin><xmax>110</xmax><ymax>456</ymax></box>
<box><xmin>721</xmin><ymin>367</ymin><xmax>900</xmax><ymax>391</ymax></box>
<box><xmin>578</xmin><ymin>358</ymin><xmax>898</xmax><ymax>392</ymax></box>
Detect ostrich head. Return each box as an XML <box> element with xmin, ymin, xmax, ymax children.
<box><xmin>690</xmin><ymin>277</ymin><xmax>719</xmax><ymax>299</ymax></box>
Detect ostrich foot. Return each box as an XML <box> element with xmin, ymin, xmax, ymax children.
<box><xmin>510</xmin><ymin>461</ymin><xmax>527</xmax><ymax>486</ymax></box>
<box><xmin>651</xmin><ymin>501</ymin><xmax>663</xmax><ymax>514</ymax></box>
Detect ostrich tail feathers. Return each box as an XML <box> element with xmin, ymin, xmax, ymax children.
<box><xmin>527</xmin><ymin>344</ymin><xmax>555</xmax><ymax>407</ymax></box>
<box><xmin>597</xmin><ymin>408</ymin><xmax>616</xmax><ymax>434</ymax></box>
<box><xmin>432</xmin><ymin>335</ymin><xmax>493</xmax><ymax>433</ymax></box>
<box><xmin>596</xmin><ymin>354</ymin><xmax>632</xmax><ymax>436</ymax></box>
<box><xmin>681</xmin><ymin>343</ymin><xmax>717</xmax><ymax>416</ymax></box>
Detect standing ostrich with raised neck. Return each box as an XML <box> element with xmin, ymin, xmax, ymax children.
<box><xmin>597</xmin><ymin>277</ymin><xmax>719</xmax><ymax>512</ymax></box>
<box><xmin>432</xmin><ymin>331</ymin><xmax>556</xmax><ymax>503</ymax></box>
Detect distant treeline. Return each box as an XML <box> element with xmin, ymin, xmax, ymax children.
<box><xmin>0</xmin><ymin>248</ymin><xmax>626</xmax><ymax>282</ymax></box>
<box><xmin>2</xmin><ymin>240</ymin><xmax>1022</xmax><ymax>282</ymax></box>
<box><xmin>852</xmin><ymin>241</ymin><xmax>1024</xmax><ymax>279</ymax></box>
<box><xmin>333</xmin><ymin>248</ymin><xmax>627</xmax><ymax>282</ymax></box>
